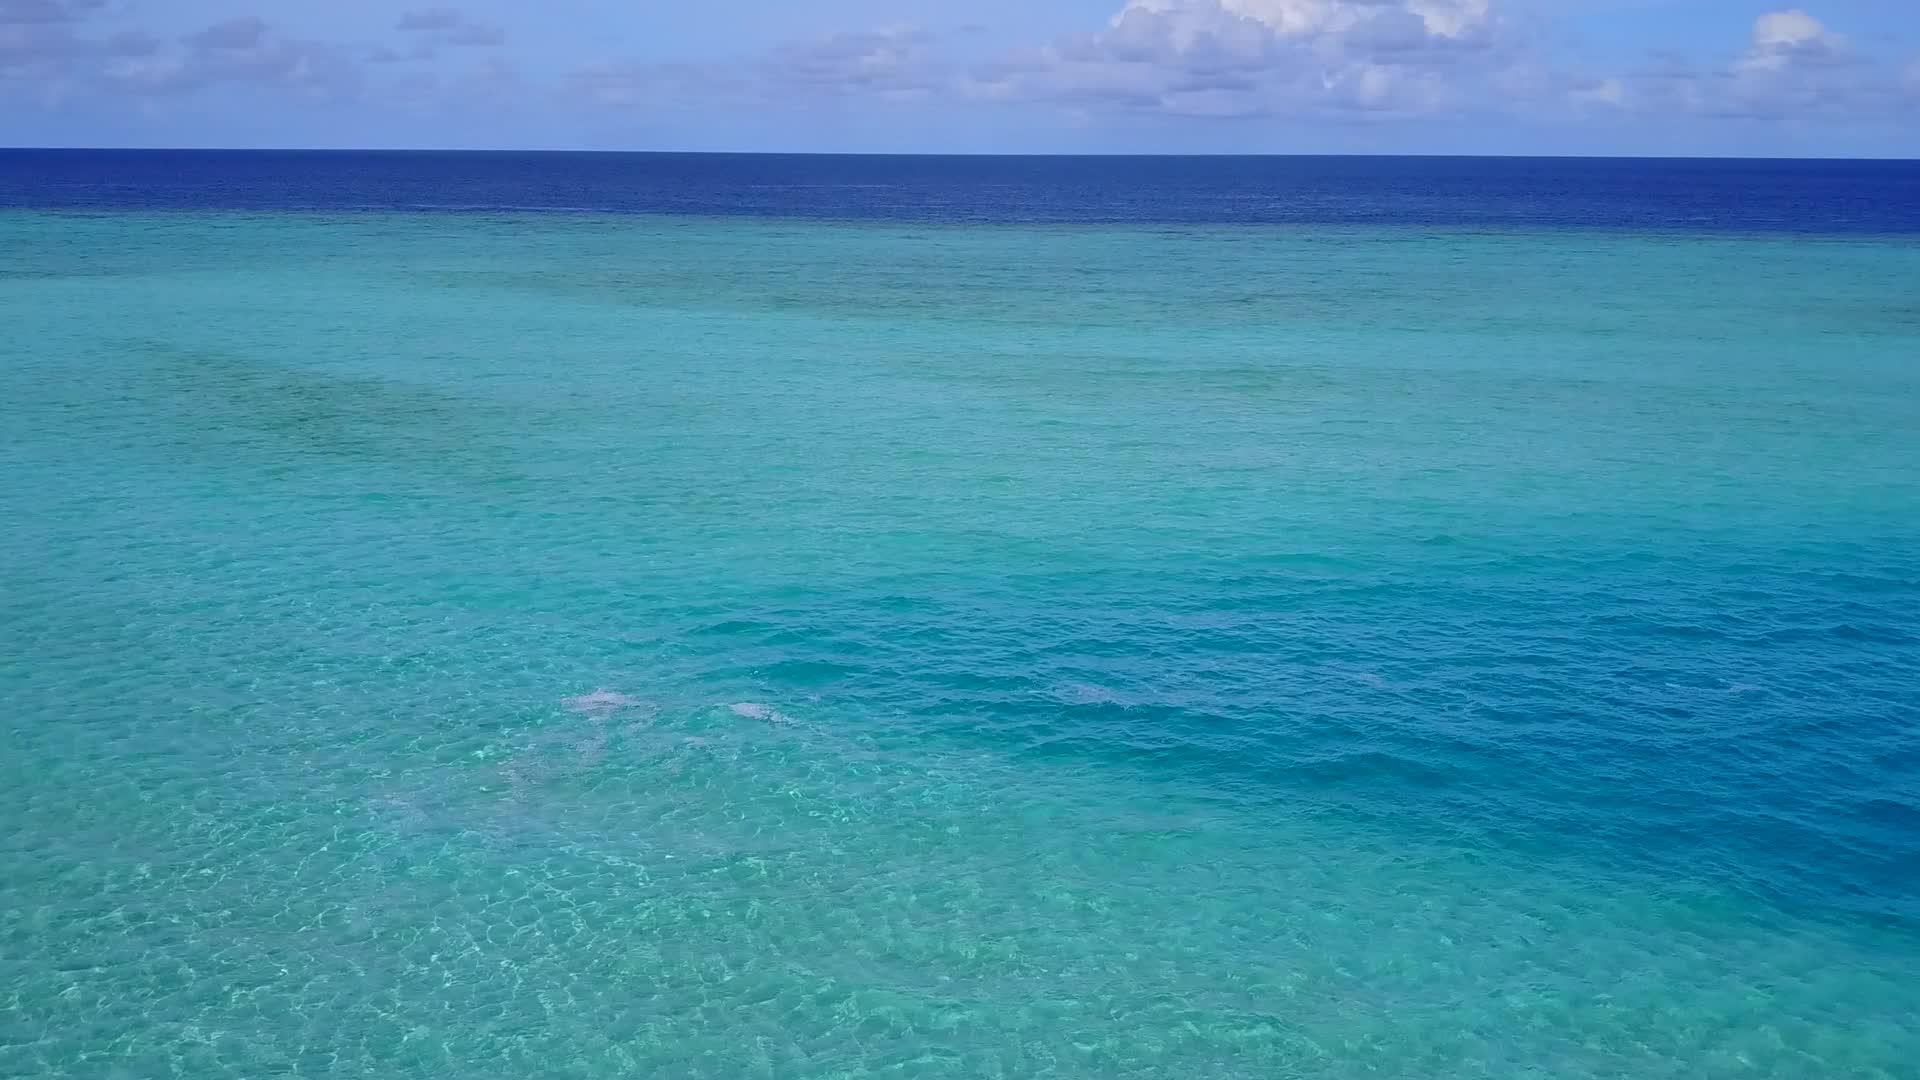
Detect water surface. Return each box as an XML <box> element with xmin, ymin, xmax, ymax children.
<box><xmin>2</xmin><ymin>154</ymin><xmax>1918</xmax><ymax>1077</ymax></box>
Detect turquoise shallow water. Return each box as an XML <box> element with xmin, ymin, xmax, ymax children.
<box><xmin>3</xmin><ymin>210</ymin><xmax>1919</xmax><ymax>1077</ymax></box>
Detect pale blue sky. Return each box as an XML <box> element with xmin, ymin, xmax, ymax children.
<box><xmin>3</xmin><ymin>0</ymin><xmax>1916</xmax><ymax>155</ymax></box>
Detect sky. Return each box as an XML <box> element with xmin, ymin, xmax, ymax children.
<box><xmin>2</xmin><ymin>0</ymin><xmax>1916</xmax><ymax>155</ymax></box>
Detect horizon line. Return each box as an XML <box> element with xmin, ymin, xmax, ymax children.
<box><xmin>4</xmin><ymin>146</ymin><xmax>1918</xmax><ymax>163</ymax></box>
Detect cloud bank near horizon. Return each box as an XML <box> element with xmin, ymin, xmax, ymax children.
<box><xmin>2</xmin><ymin>1</ymin><xmax>1915</xmax><ymax>155</ymax></box>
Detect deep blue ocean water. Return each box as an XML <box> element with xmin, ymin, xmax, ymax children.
<box><xmin>7</xmin><ymin>149</ymin><xmax>1920</xmax><ymax>232</ymax></box>
<box><xmin>2</xmin><ymin>151</ymin><xmax>1918</xmax><ymax>1077</ymax></box>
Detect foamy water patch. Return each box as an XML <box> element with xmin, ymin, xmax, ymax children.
<box><xmin>729</xmin><ymin>701</ymin><xmax>795</xmax><ymax>725</ymax></box>
<box><xmin>562</xmin><ymin>688</ymin><xmax>651</xmax><ymax>716</ymax></box>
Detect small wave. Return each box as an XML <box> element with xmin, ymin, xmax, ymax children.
<box><xmin>391</xmin><ymin>203</ymin><xmax>607</xmax><ymax>213</ymax></box>
<box><xmin>562</xmin><ymin>689</ymin><xmax>649</xmax><ymax>715</ymax></box>
<box><xmin>739</xmin><ymin>183</ymin><xmax>900</xmax><ymax>190</ymax></box>
<box><xmin>728</xmin><ymin>702</ymin><xmax>794</xmax><ymax>725</ymax></box>
<box><xmin>1052</xmin><ymin>682</ymin><xmax>1128</xmax><ymax>706</ymax></box>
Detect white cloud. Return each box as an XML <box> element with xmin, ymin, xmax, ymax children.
<box><xmin>572</xmin><ymin>59</ymin><xmax>744</xmax><ymax>109</ymax></box>
<box><xmin>384</xmin><ymin>54</ymin><xmax>521</xmax><ymax>112</ymax></box>
<box><xmin>187</xmin><ymin>16</ymin><xmax>267</xmax><ymax>52</ymax></box>
<box><xmin>1123</xmin><ymin>0</ymin><xmax>1493</xmax><ymax>42</ymax></box>
<box><xmin>1751</xmin><ymin>10</ymin><xmax>1834</xmax><ymax>50</ymax></box>
<box><xmin>1598</xmin><ymin>9</ymin><xmax>1915</xmax><ymax>129</ymax></box>
<box><xmin>1</xmin><ymin>4</ymin><xmax>372</xmax><ymax>102</ymax></box>
<box><xmin>1739</xmin><ymin>9</ymin><xmax>1844</xmax><ymax>73</ymax></box>
<box><xmin>1568</xmin><ymin>75</ymin><xmax>1624</xmax><ymax>108</ymax></box>
<box><xmin>574</xmin><ymin>27</ymin><xmax>959</xmax><ymax>111</ymax></box>
<box><xmin>0</xmin><ymin>0</ymin><xmax>102</xmax><ymax>25</ymax></box>
<box><xmin>767</xmin><ymin>28</ymin><xmax>947</xmax><ymax>96</ymax></box>
<box><xmin>6</xmin><ymin>0</ymin><xmax>1915</xmax><ymax>150</ymax></box>
<box><xmin>2</xmin><ymin>3</ymin><xmax>520</xmax><ymax>111</ymax></box>
<box><xmin>0</xmin><ymin>0</ymin><xmax>112</xmax><ymax>79</ymax></box>
<box><xmin>966</xmin><ymin>0</ymin><xmax>1514</xmax><ymax>118</ymax></box>
<box><xmin>92</xmin><ymin>16</ymin><xmax>365</xmax><ymax>99</ymax></box>
<box><xmin>395</xmin><ymin>8</ymin><xmax>504</xmax><ymax>50</ymax></box>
